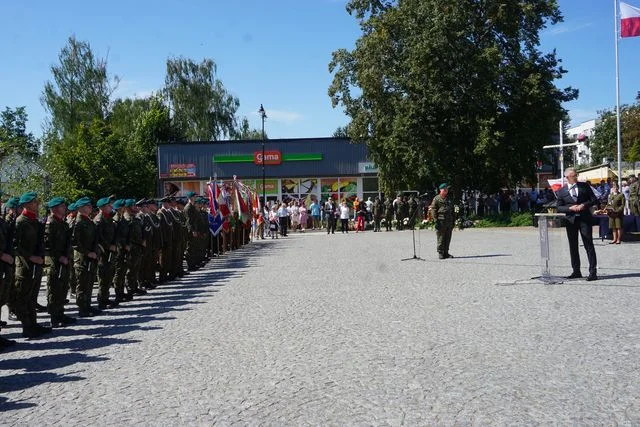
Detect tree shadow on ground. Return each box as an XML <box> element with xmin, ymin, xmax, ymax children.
<box><xmin>1</xmin><ymin>240</ymin><xmax>273</xmax><ymax>412</ymax></box>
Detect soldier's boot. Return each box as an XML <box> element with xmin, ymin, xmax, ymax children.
<box><xmin>22</xmin><ymin>326</ymin><xmax>42</xmax><ymax>338</ymax></box>
<box><xmin>36</xmin><ymin>303</ymin><xmax>47</xmax><ymax>313</ymax></box>
<box><xmin>60</xmin><ymin>313</ymin><xmax>77</xmax><ymax>325</ymax></box>
<box><xmin>50</xmin><ymin>314</ymin><xmax>64</xmax><ymax>328</ymax></box>
<box><xmin>89</xmin><ymin>306</ymin><xmax>102</xmax><ymax>316</ymax></box>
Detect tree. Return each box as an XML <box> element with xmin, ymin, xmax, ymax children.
<box><xmin>329</xmin><ymin>0</ymin><xmax>577</xmax><ymax>194</ymax></box>
<box><xmin>0</xmin><ymin>106</ymin><xmax>39</xmax><ymax>158</ymax></box>
<box><xmin>163</xmin><ymin>57</ymin><xmax>239</xmax><ymax>141</ymax></box>
<box><xmin>41</xmin><ymin>36</ymin><xmax>119</xmax><ymax>137</ymax></box>
<box><xmin>590</xmin><ymin>104</ymin><xmax>640</xmax><ymax>166</ymax></box>
<box><xmin>233</xmin><ymin>117</ymin><xmax>266</xmax><ymax>140</ymax></box>
<box><xmin>332</xmin><ymin>125</ymin><xmax>349</xmax><ymax>139</ymax></box>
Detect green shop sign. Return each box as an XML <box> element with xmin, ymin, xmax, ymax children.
<box><xmin>213</xmin><ymin>151</ymin><xmax>322</xmax><ymax>165</ymax></box>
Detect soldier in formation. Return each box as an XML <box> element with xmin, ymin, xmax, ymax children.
<box><xmin>0</xmin><ymin>191</ymin><xmax>245</xmax><ymax>348</ymax></box>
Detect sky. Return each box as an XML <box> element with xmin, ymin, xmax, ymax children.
<box><xmin>1</xmin><ymin>0</ymin><xmax>639</xmax><ymax>140</ymax></box>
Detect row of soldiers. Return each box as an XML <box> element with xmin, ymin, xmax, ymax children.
<box><xmin>370</xmin><ymin>195</ymin><xmax>421</xmax><ymax>232</ymax></box>
<box><xmin>0</xmin><ymin>190</ymin><xmax>235</xmax><ymax>347</ymax></box>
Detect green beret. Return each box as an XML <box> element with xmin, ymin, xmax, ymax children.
<box><xmin>5</xmin><ymin>196</ymin><xmax>19</xmax><ymax>209</ymax></box>
<box><xmin>125</xmin><ymin>199</ymin><xmax>135</xmax><ymax>207</ymax></box>
<box><xmin>112</xmin><ymin>199</ymin><xmax>126</xmax><ymax>210</ymax></box>
<box><xmin>47</xmin><ymin>197</ymin><xmax>66</xmax><ymax>209</ymax></box>
<box><xmin>19</xmin><ymin>191</ymin><xmax>38</xmax><ymax>205</ymax></box>
<box><xmin>96</xmin><ymin>197</ymin><xmax>111</xmax><ymax>208</ymax></box>
<box><xmin>74</xmin><ymin>197</ymin><xmax>92</xmax><ymax>208</ymax></box>
<box><xmin>438</xmin><ymin>183</ymin><xmax>449</xmax><ymax>190</ymax></box>
<box><xmin>186</xmin><ymin>191</ymin><xmax>197</xmax><ymax>198</ymax></box>
<box><xmin>68</xmin><ymin>202</ymin><xmax>77</xmax><ymax>211</ymax></box>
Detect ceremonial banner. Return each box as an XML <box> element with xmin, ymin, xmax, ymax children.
<box><xmin>206</xmin><ymin>182</ymin><xmax>224</xmax><ymax>236</ymax></box>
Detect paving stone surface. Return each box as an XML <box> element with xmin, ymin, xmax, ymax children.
<box><xmin>1</xmin><ymin>227</ymin><xmax>640</xmax><ymax>425</ymax></box>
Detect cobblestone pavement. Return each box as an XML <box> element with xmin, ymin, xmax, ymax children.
<box><xmin>1</xmin><ymin>227</ymin><xmax>640</xmax><ymax>425</ymax></box>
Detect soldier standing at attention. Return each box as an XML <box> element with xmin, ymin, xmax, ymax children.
<box><xmin>66</xmin><ymin>202</ymin><xmax>78</xmax><ymax>300</ymax></box>
<box><xmin>0</xmin><ymin>197</ymin><xmax>18</xmax><ymax>326</ymax></box>
<box><xmin>428</xmin><ymin>184</ymin><xmax>455</xmax><ymax>259</ymax></box>
<box><xmin>146</xmin><ymin>200</ymin><xmax>162</xmax><ymax>287</ymax></box>
<box><xmin>126</xmin><ymin>199</ymin><xmax>146</xmax><ymax>296</ymax></box>
<box><xmin>384</xmin><ymin>197</ymin><xmax>394</xmax><ymax>231</ymax></box>
<box><xmin>629</xmin><ymin>175</ymin><xmax>639</xmax><ymax>230</ymax></box>
<box><xmin>72</xmin><ymin>197</ymin><xmax>100</xmax><ymax>317</ymax></box>
<box><xmin>94</xmin><ymin>197</ymin><xmax>118</xmax><ymax>310</ymax></box>
<box><xmin>373</xmin><ymin>197</ymin><xmax>384</xmax><ymax>232</ymax></box>
<box><xmin>157</xmin><ymin>197</ymin><xmax>174</xmax><ymax>282</ymax></box>
<box><xmin>0</xmin><ymin>198</ymin><xmax>17</xmax><ymax>348</ymax></box>
<box><xmin>14</xmin><ymin>192</ymin><xmax>51</xmax><ymax>338</ymax></box>
<box><xmin>138</xmin><ymin>199</ymin><xmax>155</xmax><ymax>290</ymax></box>
<box><xmin>184</xmin><ymin>191</ymin><xmax>200</xmax><ymax>271</ymax></box>
<box><xmin>112</xmin><ymin>199</ymin><xmax>133</xmax><ymax>302</ymax></box>
<box><xmin>44</xmin><ymin>197</ymin><xmax>76</xmax><ymax>327</ymax></box>
<box><xmin>170</xmin><ymin>198</ymin><xmax>186</xmax><ymax>278</ymax></box>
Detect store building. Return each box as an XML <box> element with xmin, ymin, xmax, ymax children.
<box><xmin>156</xmin><ymin>137</ymin><xmax>380</xmax><ymax>204</ymax></box>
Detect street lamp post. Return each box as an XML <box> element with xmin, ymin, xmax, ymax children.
<box><xmin>259</xmin><ymin>104</ymin><xmax>267</xmax><ymax>209</ymax></box>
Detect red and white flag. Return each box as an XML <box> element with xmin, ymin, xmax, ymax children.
<box><xmin>547</xmin><ymin>178</ymin><xmax>565</xmax><ymax>192</ymax></box>
<box><xmin>215</xmin><ymin>182</ymin><xmax>231</xmax><ymax>217</ymax></box>
<box><xmin>621</xmin><ymin>2</ymin><xmax>640</xmax><ymax>38</ymax></box>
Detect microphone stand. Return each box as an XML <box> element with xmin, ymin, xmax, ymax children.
<box><xmin>401</xmin><ymin>204</ymin><xmax>425</xmax><ymax>261</ymax></box>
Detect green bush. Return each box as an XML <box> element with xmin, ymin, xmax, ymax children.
<box><xmin>473</xmin><ymin>212</ymin><xmax>533</xmax><ymax>228</ymax></box>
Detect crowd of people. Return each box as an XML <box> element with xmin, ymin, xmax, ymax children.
<box><xmin>0</xmin><ymin>191</ymin><xmax>252</xmax><ymax>350</ymax></box>
<box><xmin>251</xmin><ymin>195</ymin><xmax>427</xmax><ymax>238</ymax></box>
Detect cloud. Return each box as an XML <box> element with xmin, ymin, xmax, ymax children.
<box><xmin>253</xmin><ymin>109</ymin><xmax>304</xmax><ymax>124</ymax></box>
<box><xmin>546</xmin><ymin>21</ymin><xmax>592</xmax><ymax>36</ymax></box>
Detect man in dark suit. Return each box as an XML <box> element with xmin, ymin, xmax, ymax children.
<box><xmin>555</xmin><ymin>167</ymin><xmax>599</xmax><ymax>281</ymax></box>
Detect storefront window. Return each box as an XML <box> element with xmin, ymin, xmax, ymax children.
<box><xmin>321</xmin><ymin>178</ymin><xmax>339</xmax><ymax>202</ymax></box>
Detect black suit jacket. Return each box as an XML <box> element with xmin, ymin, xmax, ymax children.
<box><xmin>556</xmin><ymin>182</ymin><xmax>598</xmax><ymax>224</ymax></box>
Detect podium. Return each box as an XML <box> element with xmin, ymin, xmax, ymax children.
<box><xmin>534</xmin><ymin>213</ymin><xmax>566</xmax><ymax>284</ymax></box>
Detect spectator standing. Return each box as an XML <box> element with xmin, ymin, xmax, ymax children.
<box><xmin>310</xmin><ymin>199</ymin><xmax>321</xmax><ymax>229</ymax></box>
<box><xmin>339</xmin><ymin>201</ymin><xmax>350</xmax><ymax>233</ymax></box>
<box><xmin>277</xmin><ymin>203</ymin><xmax>289</xmax><ymax>237</ymax></box>
<box><xmin>356</xmin><ymin>200</ymin><xmax>367</xmax><ymax>232</ymax></box>
<box><xmin>324</xmin><ymin>198</ymin><xmax>337</xmax><ymax>234</ymax></box>
<box><xmin>299</xmin><ymin>203</ymin><xmax>308</xmax><ymax>232</ymax></box>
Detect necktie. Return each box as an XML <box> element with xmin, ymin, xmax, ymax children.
<box><xmin>570</xmin><ymin>185</ymin><xmax>578</xmax><ymax>200</ymax></box>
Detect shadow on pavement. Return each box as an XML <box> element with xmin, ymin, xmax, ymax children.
<box><xmin>448</xmin><ymin>254</ymin><xmax>512</xmax><ymax>259</ymax></box>
<box><xmin>0</xmin><ymin>239</ymin><xmax>276</xmax><ymax>413</ymax></box>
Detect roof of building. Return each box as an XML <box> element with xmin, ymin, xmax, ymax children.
<box><xmin>157</xmin><ymin>137</ymin><xmax>373</xmax><ymax>179</ymax></box>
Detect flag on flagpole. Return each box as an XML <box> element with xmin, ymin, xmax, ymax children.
<box><xmin>621</xmin><ymin>2</ymin><xmax>640</xmax><ymax>37</ymax></box>
<box><xmin>547</xmin><ymin>178</ymin><xmax>565</xmax><ymax>192</ymax></box>
<box><xmin>216</xmin><ymin>182</ymin><xmax>231</xmax><ymax>217</ymax></box>
<box><xmin>234</xmin><ymin>181</ymin><xmax>251</xmax><ymax>225</ymax></box>
<box><xmin>206</xmin><ymin>182</ymin><xmax>224</xmax><ymax>236</ymax></box>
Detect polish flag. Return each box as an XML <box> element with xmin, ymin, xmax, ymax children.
<box><xmin>547</xmin><ymin>178</ymin><xmax>565</xmax><ymax>192</ymax></box>
<box><xmin>621</xmin><ymin>2</ymin><xmax>640</xmax><ymax>38</ymax></box>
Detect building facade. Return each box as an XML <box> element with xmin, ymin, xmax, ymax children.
<box><xmin>567</xmin><ymin>119</ymin><xmax>598</xmax><ymax>166</ymax></box>
<box><xmin>156</xmin><ymin>137</ymin><xmax>380</xmax><ymax>204</ymax></box>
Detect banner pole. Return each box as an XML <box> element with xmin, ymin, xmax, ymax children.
<box><xmin>615</xmin><ymin>0</ymin><xmax>623</xmax><ymax>187</ymax></box>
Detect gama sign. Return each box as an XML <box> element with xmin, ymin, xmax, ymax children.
<box><xmin>254</xmin><ymin>150</ymin><xmax>282</xmax><ymax>165</ymax></box>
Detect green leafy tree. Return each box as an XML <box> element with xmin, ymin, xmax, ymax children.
<box><xmin>234</xmin><ymin>117</ymin><xmax>266</xmax><ymax>140</ymax></box>
<box><xmin>0</xmin><ymin>106</ymin><xmax>39</xmax><ymax>158</ymax></box>
<box><xmin>163</xmin><ymin>57</ymin><xmax>239</xmax><ymax>141</ymax></box>
<box><xmin>590</xmin><ymin>104</ymin><xmax>640</xmax><ymax>166</ymax></box>
<box><xmin>41</xmin><ymin>36</ymin><xmax>119</xmax><ymax>137</ymax></box>
<box><xmin>332</xmin><ymin>125</ymin><xmax>349</xmax><ymax>139</ymax></box>
<box><xmin>329</xmin><ymin>0</ymin><xmax>577</xmax><ymax>194</ymax></box>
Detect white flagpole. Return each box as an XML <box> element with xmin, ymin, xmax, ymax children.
<box><xmin>615</xmin><ymin>0</ymin><xmax>623</xmax><ymax>187</ymax></box>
